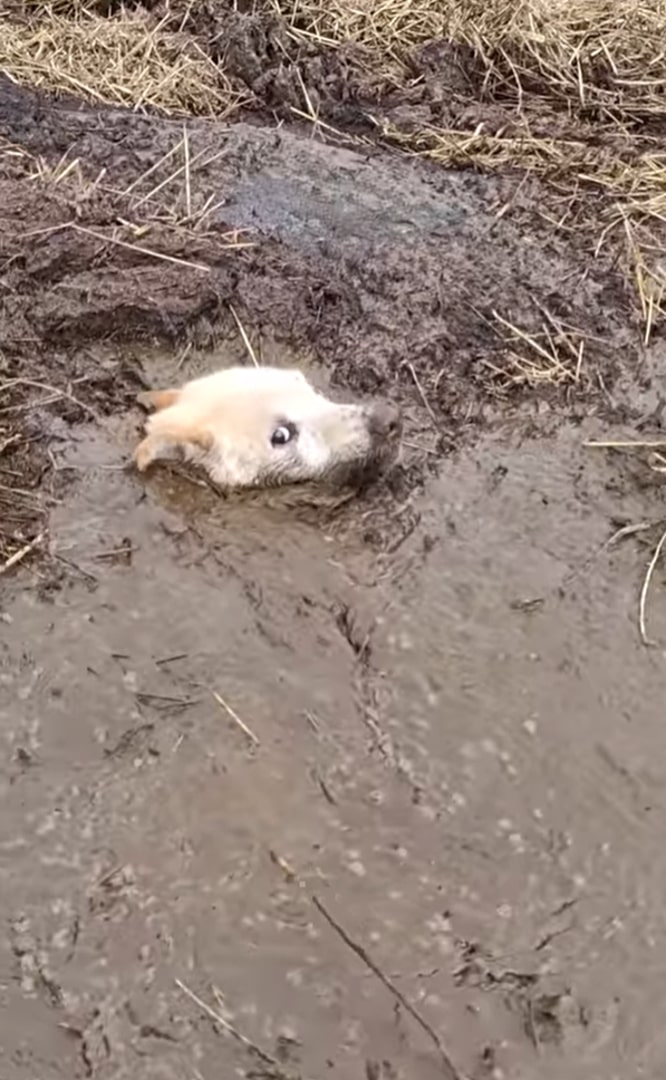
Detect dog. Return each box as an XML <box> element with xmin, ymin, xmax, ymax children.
<box><xmin>134</xmin><ymin>366</ymin><xmax>402</xmax><ymax>489</ymax></box>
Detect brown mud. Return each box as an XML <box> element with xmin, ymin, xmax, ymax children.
<box><xmin>1</xmin><ymin>39</ymin><xmax>666</xmax><ymax>1080</ymax></box>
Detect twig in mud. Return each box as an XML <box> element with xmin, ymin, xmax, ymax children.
<box><xmin>69</xmin><ymin>223</ymin><xmax>212</xmax><ymax>272</ymax></box>
<box><xmin>638</xmin><ymin>524</ymin><xmax>666</xmax><ymax>647</ymax></box>
<box><xmin>314</xmin><ymin>769</ymin><xmax>337</xmax><ymax>805</ymax></box>
<box><xmin>136</xmin><ymin>691</ymin><xmax>198</xmax><ymax>711</ymax></box>
<box><xmin>533</xmin><ymin>302</ymin><xmax>585</xmax><ymax>360</ymax></box>
<box><xmin>648</xmin><ymin>450</ymin><xmax>666</xmax><ymax>474</ymax></box>
<box><xmin>295</xmin><ymin>65</ymin><xmax>318</xmax><ymax>130</ymax></box>
<box><xmin>213</xmin><ymin>691</ymin><xmax>260</xmax><ymax>746</ymax></box>
<box><xmin>133</xmin><ymin>145</ymin><xmax>231</xmax><ymax>217</ymax></box>
<box><xmin>604</xmin><ymin>521</ymin><xmax>651</xmax><ymax>549</ymax></box>
<box><xmin>0</xmin><ymin>531</ymin><xmax>46</xmax><ymax>576</ymax></box>
<box><xmin>492</xmin><ymin>312</ymin><xmax>557</xmax><ymax>365</ymax></box>
<box><xmin>491</xmin><ymin>310</ymin><xmax>577</xmax><ymax>385</ymax></box>
<box><xmin>182</xmin><ymin>125</ymin><xmax>192</xmax><ymax>219</ymax></box>
<box><xmin>229</xmin><ymin>305</ymin><xmax>259</xmax><ymax>367</ymax></box>
<box><xmin>563</xmin><ymin>519</ymin><xmax>654</xmax><ymax>604</ymax></box>
<box><xmin>175</xmin><ymin>978</ymin><xmax>300</xmax><ymax>1079</ymax></box>
<box><xmin>15</xmin><ymin>221</ymin><xmax>75</xmax><ymax>241</ymax></box>
<box><xmin>303</xmin><ymin>709</ymin><xmax>321</xmax><ymax>734</ymax></box>
<box><xmin>190</xmin><ymin>194</ymin><xmax>228</xmax><ymax>232</ymax></box>
<box><xmin>54</xmin><ymin>553</ymin><xmax>98</xmax><ymax>585</ymax></box>
<box><xmin>155</xmin><ymin>652</ymin><xmax>188</xmax><ymax>666</ymax></box>
<box><xmin>402</xmin><ymin>438</ymin><xmax>439</xmax><ymax>457</ymax></box>
<box><xmin>93</xmin><ymin>542</ymin><xmax>134</xmax><ymax>561</ymax></box>
<box><xmin>311</xmin><ymin>894</ymin><xmax>463</xmax><ymax>1080</ymax></box>
<box><xmin>0</xmin><ymin>433</ymin><xmax>22</xmax><ymax>455</ymax></box>
<box><xmin>405</xmin><ymin>363</ymin><xmax>439</xmax><ymax>430</ymax></box>
<box><xmin>585</xmin><ymin>439</ymin><xmax>666</xmax><ymax>449</ymax></box>
<box><xmin>269</xmin><ymin>848</ymin><xmax>297</xmax><ymax>882</ymax></box>
<box><xmin>131</xmin><ymin>139</ymin><xmax>199</xmax><ymax>207</ymax></box>
<box><xmin>124</xmin><ymin>137</ymin><xmax>183</xmax><ymax>196</ymax></box>
<box><xmin>289</xmin><ymin>105</ymin><xmax>372</xmax><ymax>147</ymax></box>
<box><xmin>0</xmin><ymin>481</ymin><xmax>41</xmax><ymax>501</ymax></box>
<box><xmin>0</xmin><ymin>376</ymin><xmax>97</xmax><ymax>420</ymax></box>
<box><xmin>174</xmin><ymin>341</ymin><xmax>193</xmax><ymax>372</ymax></box>
<box><xmin>575</xmin><ymin>339</ymin><xmax>585</xmax><ymax>382</ymax></box>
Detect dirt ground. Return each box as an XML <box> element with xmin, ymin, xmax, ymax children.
<box><xmin>2</xmin><ymin>6</ymin><xmax>666</xmax><ymax>1078</ymax></box>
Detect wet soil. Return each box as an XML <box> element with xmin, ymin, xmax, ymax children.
<box><xmin>1</xmin><ymin>44</ymin><xmax>666</xmax><ymax>1080</ymax></box>
<box><xmin>4</xmin><ymin>412</ymin><xmax>666</xmax><ymax>1080</ymax></box>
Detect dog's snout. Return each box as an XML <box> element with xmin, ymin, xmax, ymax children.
<box><xmin>366</xmin><ymin>401</ymin><xmax>402</xmax><ymax>440</ymax></box>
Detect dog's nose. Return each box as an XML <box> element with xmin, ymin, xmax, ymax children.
<box><xmin>366</xmin><ymin>401</ymin><xmax>402</xmax><ymax>440</ymax></box>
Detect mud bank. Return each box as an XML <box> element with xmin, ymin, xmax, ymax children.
<box><xmin>0</xmin><ymin>75</ymin><xmax>642</xmax><ymax>425</ymax></box>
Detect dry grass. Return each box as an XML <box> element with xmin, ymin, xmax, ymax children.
<box><xmin>379</xmin><ymin>120</ymin><xmax>666</xmax><ymax>335</ymax></box>
<box><xmin>7</xmin><ymin>0</ymin><xmax>661</xmax><ymax>126</ymax></box>
<box><xmin>0</xmin><ymin>6</ymin><xmax>242</xmax><ymax>117</ymax></box>
<box><xmin>268</xmin><ymin>0</ymin><xmax>666</xmax><ymax>335</ymax></box>
<box><xmin>271</xmin><ymin>0</ymin><xmax>666</xmax><ymax>123</ymax></box>
<box><xmin>0</xmin><ymin>418</ymin><xmax>48</xmax><ymax>566</ymax></box>
<box><xmin>483</xmin><ymin>309</ymin><xmax>587</xmax><ymax>388</ymax></box>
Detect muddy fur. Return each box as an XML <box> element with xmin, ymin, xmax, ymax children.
<box><xmin>134</xmin><ymin>366</ymin><xmax>402</xmax><ymax>490</ymax></box>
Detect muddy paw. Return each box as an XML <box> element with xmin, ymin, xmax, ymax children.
<box><xmin>136</xmin><ymin>389</ymin><xmax>179</xmax><ymax>412</ymax></box>
<box><xmin>134</xmin><ymin>438</ymin><xmax>155</xmax><ymax>472</ymax></box>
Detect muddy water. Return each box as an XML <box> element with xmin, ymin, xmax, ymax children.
<box><xmin>2</xmin><ymin>403</ymin><xmax>666</xmax><ymax>1080</ymax></box>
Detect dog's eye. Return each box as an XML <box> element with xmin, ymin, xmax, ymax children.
<box><xmin>271</xmin><ymin>423</ymin><xmax>296</xmax><ymax>447</ymax></box>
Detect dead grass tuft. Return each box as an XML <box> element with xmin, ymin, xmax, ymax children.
<box><xmin>271</xmin><ymin>0</ymin><xmax>666</xmax><ymax>332</ymax></box>
<box><xmin>0</xmin><ymin>6</ymin><xmax>242</xmax><ymax>117</ymax></box>
<box><xmin>271</xmin><ymin>0</ymin><xmax>666</xmax><ymax>124</ymax></box>
<box><xmin>485</xmin><ymin>309</ymin><xmax>587</xmax><ymax>388</ymax></box>
<box><xmin>379</xmin><ymin>120</ymin><xmax>666</xmax><ymax>336</ymax></box>
<box><xmin>0</xmin><ymin>418</ymin><xmax>47</xmax><ymax>568</ymax></box>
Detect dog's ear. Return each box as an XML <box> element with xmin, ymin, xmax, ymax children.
<box><xmin>134</xmin><ymin>426</ymin><xmax>214</xmax><ymax>472</ymax></box>
<box><xmin>137</xmin><ymin>388</ymin><xmax>180</xmax><ymax>411</ymax></box>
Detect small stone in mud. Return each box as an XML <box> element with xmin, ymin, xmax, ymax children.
<box><xmin>509</xmin><ymin>597</ymin><xmax>545</xmax><ymax>613</ymax></box>
<box><xmin>348</xmin><ymin>859</ymin><xmax>366</xmax><ymax>877</ymax></box>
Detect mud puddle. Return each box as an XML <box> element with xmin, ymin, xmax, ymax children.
<box><xmin>2</xmin><ymin>408</ymin><xmax>666</xmax><ymax>1080</ymax></box>
<box><xmin>0</xmin><ymin>75</ymin><xmax>656</xmax><ymax>570</ymax></box>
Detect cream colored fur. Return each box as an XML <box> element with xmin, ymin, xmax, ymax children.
<box><xmin>134</xmin><ymin>366</ymin><xmax>401</xmax><ymax>489</ymax></box>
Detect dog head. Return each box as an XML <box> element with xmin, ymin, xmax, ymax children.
<box><xmin>135</xmin><ymin>366</ymin><xmax>402</xmax><ymax>489</ymax></box>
